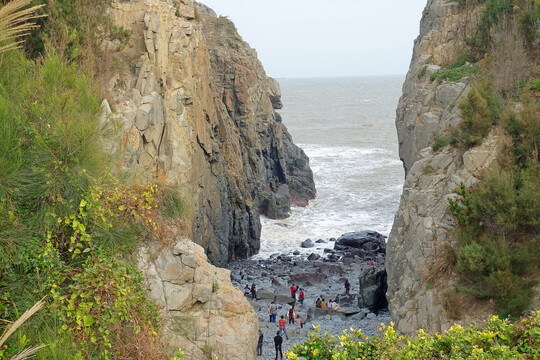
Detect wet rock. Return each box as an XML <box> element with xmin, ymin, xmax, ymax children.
<box><xmin>301</xmin><ymin>239</ymin><xmax>314</xmax><ymax>248</ymax></box>
<box><xmin>290</xmin><ymin>271</ymin><xmax>327</xmax><ymax>285</ymax></box>
<box><xmin>307</xmin><ymin>253</ymin><xmax>321</xmax><ymax>261</ymax></box>
<box><xmin>315</xmin><ymin>239</ymin><xmax>326</xmax><ymax>243</ymax></box>
<box><xmin>334</xmin><ymin>231</ymin><xmax>386</xmax><ymax>258</ymax></box>
<box><xmin>358</xmin><ymin>267</ymin><xmax>388</xmax><ymax>313</ymax></box>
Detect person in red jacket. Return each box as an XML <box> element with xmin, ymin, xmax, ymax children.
<box><xmin>288</xmin><ymin>305</ymin><xmax>295</xmax><ymax>324</ymax></box>
<box><xmin>290</xmin><ymin>283</ymin><xmax>296</xmax><ymax>299</ymax></box>
<box><xmin>278</xmin><ymin>315</ymin><xmax>289</xmax><ymax>340</ymax></box>
<box><xmin>298</xmin><ymin>288</ymin><xmax>304</xmax><ymax>305</ymax></box>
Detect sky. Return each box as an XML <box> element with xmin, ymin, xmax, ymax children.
<box><xmin>200</xmin><ymin>0</ymin><xmax>427</xmax><ymax>78</ymax></box>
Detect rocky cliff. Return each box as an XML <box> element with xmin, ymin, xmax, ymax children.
<box><xmin>138</xmin><ymin>237</ymin><xmax>258</xmax><ymax>360</ymax></box>
<box><xmin>99</xmin><ymin>0</ymin><xmax>315</xmax><ymax>357</ymax></box>
<box><xmin>386</xmin><ymin>0</ymin><xmax>506</xmax><ymax>335</ymax></box>
<box><xmin>104</xmin><ymin>0</ymin><xmax>315</xmax><ymax>267</ymax></box>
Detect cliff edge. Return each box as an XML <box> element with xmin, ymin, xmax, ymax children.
<box><xmin>104</xmin><ymin>0</ymin><xmax>315</xmax><ymax>267</ymax></box>
<box><xmin>388</xmin><ymin>0</ymin><xmax>504</xmax><ymax>335</ymax></box>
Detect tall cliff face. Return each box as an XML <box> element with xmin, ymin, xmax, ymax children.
<box><xmin>387</xmin><ymin>0</ymin><xmax>505</xmax><ymax>335</ymax></box>
<box><xmin>105</xmin><ymin>0</ymin><xmax>315</xmax><ymax>267</ymax></box>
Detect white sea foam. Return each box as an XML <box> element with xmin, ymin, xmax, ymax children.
<box><xmin>255</xmin><ymin>76</ymin><xmax>405</xmax><ymax>259</ymax></box>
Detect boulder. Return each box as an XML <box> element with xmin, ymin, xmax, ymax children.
<box><xmin>307</xmin><ymin>253</ymin><xmax>321</xmax><ymax>261</ymax></box>
<box><xmin>358</xmin><ymin>267</ymin><xmax>388</xmax><ymax>313</ymax></box>
<box><xmin>290</xmin><ymin>272</ymin><xmax>327</xmax><ymax>285</ymax></box>
<box><xmin>301</xmin><ymin>239</ymin><xmax>314</xmax><ymax>248</ymax></box>
<box><xmin>315</xmin><ymin>239</ymin><xmax>326</xmax><ymax>244</ymax></box>
<box><xmin>307</xmin><ymin>307</ymin><xmax>346</xmax><ymax>322</ymax></box>
<box><xmin>335</xmin><ymin>231</ymin><xmax>386</xmax><ymax>254</ymax></box>
<box><xmin>318</xmin><ymin>264</ymin><xmax>345</xmax><ymax>276</ymax></box>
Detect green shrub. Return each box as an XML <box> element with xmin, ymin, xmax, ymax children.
<box><xmin>286</xmin><ymin>311</ymin><xmax>540</xmax><ymax>359</ymax></box>
<box><xmin>430</xmin><ymin>63</ymin><xmax>479</xmax><ymax>82</ymax></box>
<box><xmin>417</xmin><ymin>65</ymin><xmax>428</xmax><ymax>79</ymax></box>
<box><xmin>451</xmin><ymin>84</ymin><xmax>501</xmax><ymax>148</ymax></box>
<box><xmin>432</xmin><ymin>135</ymin><xmax>451</xmax><ymax>152</ymax></box>
<box><xmin>0</xmin><ymin>50</ymin><xmax>169</xmax><ymax>359</ymax></box>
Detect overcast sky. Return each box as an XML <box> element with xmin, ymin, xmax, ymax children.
<box><xmin>200</xmin><ymin>0</ymin><xmax>427</xmax><ymax>78</ymax></box>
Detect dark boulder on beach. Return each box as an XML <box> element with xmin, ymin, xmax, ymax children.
<box><xmin>307</xmin><ymin>253</ymin><xmax>321</xmax><ymax>261</ymax></box>
<box><xmin>301</xmin><ymin>239</ymin><xmax>315</xmax><ymax>248</ymax></box>
<box><xmin>358</xmin><ymin>267</ymin><xmax>388</xmax><ymax>312</ymax></box>
<box><xmin>290</xmin><ymin>271</ymin><xmax>327</xmax><ymax>285</ymax></box>
<box><xmin>334</xmin><ymin>231</ymin><xmax>386</xmax><ymax>254</ymax></box>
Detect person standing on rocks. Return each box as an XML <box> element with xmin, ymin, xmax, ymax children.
<box><xmin>257</xmin><ymin>329</ymin><xmax>263</xmax><ymax>356</ymax></box>
<box><xmin>274</xmin><ymin>331</ymin><xmax>283</xmax><ymax>360</ymax></box>
<box><xmin>278</xmin><ymin>315</ymin><xmax>289</xmax><ymax>340</ymax></box>
<box><xmin>344</xmin><ymin>279</ymin><xmax>351</xmax><ymax>296</ymax></box>
<box><xmin>298</xmin><ymin>288</ymin><xmax>304</xmax><ymax>305</ymax></box>
<box><xmin>251</xmin><ymin>283</ymin><xmax>257</xmax><ymax>300</ymax></box>
<box><xmin>293</xmin><ymin>315</ymin><xmax>303</xmax><ymax>337</ymax></box>
<box><xmin>290</xmin><ymin>283</ymin><xmax>296</xmax><ymax>299</ymax></box>
<box><xmin>288</xmin><ymin>305</ymin><xmax>295</xmax><ymax>324</ymax></box>
<box><xmin>240</xmin><ymin>267</ymin><xmax>245</xmax><ymax>280</ymax></box>
<box><xmin>270</xmin><ymin>301</ymin><xmax>277</xmax><ymax>323</ymax></box>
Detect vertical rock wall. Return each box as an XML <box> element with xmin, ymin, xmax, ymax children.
<box><xmin>105</xmin><ymin>0</ymin><xmax>315</xmax><ymax>267</ymax></box>
<box><xmin>387</xmin><ymin>0</ymin><xmax>505</xmax><ymax>335</ymax></box>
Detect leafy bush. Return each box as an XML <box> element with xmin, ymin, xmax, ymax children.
<box><xmin>286</xmin><ymin>311</ymin><xmax>540</xmax><ymax>359</ymax></box>
<box><xmin>432</xmin><ymin>135</ymin><xmax>451</xmax><ymax>152</ymax></box>
<box><xmin>0</xmin><ymin>50</ymin><xmax>169</xmax><ymax>359</ymax></box>
<box><xmin>449</xmin><ymin>169</ymin><xmax>539</xmax><ymax>316</ymax></box>
<box><xmin>451</xmin><ymin>83</ymin><xmax>501</xmax><ymax>148</ymax></box>
<box><xmin>430</xmin><ymin>63</ymin><xmax>479</xmax><ymax>82</ymax></box>
<box><xmin>417</xmin><ymin>65</ymin><xmax>428</xmax><ymax>79</ymax></box>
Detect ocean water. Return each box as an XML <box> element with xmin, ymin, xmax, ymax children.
<box><xmin>256</xmin><ymin>76</ymin><xmax>405</xmax><ymax>258</ymax></box>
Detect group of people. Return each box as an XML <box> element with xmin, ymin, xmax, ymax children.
<box><xmin>289</xmin><ymin>283</ymin><xmax>304</xmax><ymax>304</ymax></box>
<box><xmin>315</xmin><ymin>296</ymin><xmax>340</xmax><ymax>310</ymax></box>
<box><xmin>244</xmin><ymin>283</ymin><xmax>257</xmax><ymax>300</ymax></box>
<box><xmin>257</xmin><ymin>329</ymin><xmax>288</xmax><ymax>359</ymax></box>
<box><xmin>248</xmin><ymin>272</ymin><xmax>354</xmax><ymax>358</ymax></box>
<box><xmin>263</xmin><ymin>302</ymin><xmax>304</xmax><ymax>358</ymax></box>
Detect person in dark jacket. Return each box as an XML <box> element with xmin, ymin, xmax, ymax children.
<box><xmin>257</xmin><ymin>329</ymin><xmax>263</xmax><ymax>356</ymax></box>
<box><xmin>251</xmin><ymin>283</ymin><xmax>257</xmax><ymax>300</ymax></box>
<box><xmin>274</xmin><ymin>331</ymin><xmax>283</xmax><ymax>360</ymax></box>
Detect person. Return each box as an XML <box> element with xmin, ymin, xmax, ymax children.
<box><xmin>240</xmin><ymin>267</ymin><xmax>245</xmax><ymax>280</ymax></box>
<box><xmin>344</xmin><ymin>279</ymin><xmax>351</xmax><ymax>296</ymax></box>
<box><xmin>328</xmin><ymin>299</ymin><xmax>333</xmax><ymax>309</ymax></box>
<box><xmin>293</xmin><ymin>315</ymin><xmax>303</xmax><ymax>337</ymax></box>
<box><xmin>278</xmin><ymin>315</ymin><xmax>289</xmax><ymax>340</ymax></box>
<box><xmin>288</xmin><ymin>306</ymin><xmax>295</xmax><ymax>324</ymax></box>
<box><xmin>251</xmin><ymin>283</ymin><xmax>257</xmax><ymax>300</ymax></box>
<box><xmin>298</xmin><ymin>288</ymin><xmax>304</xmax><ymax>305</ymax></box>
<box><xmin>335</xmin><ymin>295</ymin><xmax>340</xmax><ymax>305</ymax></box>
<box><xmin>267</xmin><ymin>303</ymin><xmax>272</xmax><ymax>322</ymax></box>
<box><xmin>274</xmin><ymin>331</ymin><xmax>283</xmax><ymax>360</ymax></box>
<box><xmin>320</xmin><ymin>298</ymin><xmax>327</xmax><ymax>309</ymax></box>
<box><xmin>257</xmin><ymin>329</ymin><xmax>264</xmax><ymax>356</ymax></box>
<box><xmin>270</xmin><ymin>301</ymin><xmax>277</xmax><ymax>323</ymax></box>
<box><xmin>244</xmin><ymin>284</ymin><xmax>251</xmax><ymax>296</ymax></box>
<box><xmin>315</xmin><ymin>298</ymin><xmax>321</xmax><ymax>308</ymax></box>
<box><xmin>290</xmin><ymin>283</ymin><xmax>296</xmax><ymax>299</ymax></box>
<box><xmin>295</xmin><ymin>289</ymin><xmax>299</xmax><ymax>302</ymax></box>
<box><xmin>331</xmin><ymin>299</ymin><xmax>340</xmax><ymax>310</ymax></box>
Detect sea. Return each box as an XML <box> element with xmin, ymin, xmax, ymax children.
<box><xmin>255</xmin><ymin>76</ymin><xmax>406</xmax><ymax>258</ymax></box>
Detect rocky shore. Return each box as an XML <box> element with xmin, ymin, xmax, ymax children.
<box><xmin>227</xmin><ymin>231</ymin><xmax>390</xmax><ymax>359</ymax></box>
